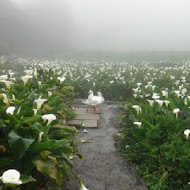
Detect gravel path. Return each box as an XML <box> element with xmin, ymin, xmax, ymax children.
<box><xmin>63</xmin><ymin>105</ymin><xmax>148</xmax><ymax>190</ymax></box>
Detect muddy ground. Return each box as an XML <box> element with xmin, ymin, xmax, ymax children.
<box><xmin>62</xmin><ymin>105</ymin><xmax>148</xmax><ymax>190</ymax></box>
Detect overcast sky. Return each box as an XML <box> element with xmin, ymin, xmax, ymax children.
<box><xmin>1</xmin><ymin>0</ymin><xmax>190</xmax><ymax>54</ymax></box>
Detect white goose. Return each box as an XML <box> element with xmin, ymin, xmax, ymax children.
<box><xmin>82</xmin><ymin>90</ymin><xmax>104</xmax><ymax>112</ymax></box>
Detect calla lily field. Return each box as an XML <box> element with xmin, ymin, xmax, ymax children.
<box><xmin>0</xmin><ymin>57</ymin><xmax>77</xmax><ymax>189</ymax></box>
<box><xmin>1</xmin><ymin>56</ymin><xmax>190</xmax><ymax>189</ymax></box>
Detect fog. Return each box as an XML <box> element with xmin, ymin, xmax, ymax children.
<box><xmin>0</xmin><ymin>0</ymin><xmax>190</xmax><ymax>56</ymax></box>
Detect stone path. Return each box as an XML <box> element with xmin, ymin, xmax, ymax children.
<box><xmin>63</xmin><ymin>105</ymin><xmax>148</xmax><ymax>190</ymax></box>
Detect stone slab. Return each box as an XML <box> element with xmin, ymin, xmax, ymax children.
<box><xmin>75</xmin><ymin>108</ymin><xmax>88</xmax><ymax>114</ymax></box>
<box><xmin>75</xmin><ymin>114</ymin><xmax>99</xmax><ymax>120</ymax></box>
<box><xmin>87</xmin><ymin>107</ymin><xmax>101</xmax><ymax>114</ymax></box>
<box><xmin>67</xmin><ymin>120</ymin><xmax>82</xmax><ymax>128</ymax></box>
<box><xmin>67</xmin><ymin>107</ymin><xmax>99</xmax><ymax>128</ymax></box>
<box><xmin>82</xmin><ymin>119</ymin><xmax>98</xmax><ymax>128</ymax></box>
<box><xmin>75</xmin><ymin>107</ymin><xmax>101</xmax><ymax>114</ymax></box>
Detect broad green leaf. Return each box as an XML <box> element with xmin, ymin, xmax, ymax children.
<box><xmin>0</xmin><ymin>158</ymin><xmax>13</xmax><ymax>167</ymax></box>
<box><xmin>20</xmin><ymin>174</ymin><xmax>36</xmax><ymax>184</ymax></box>
<box><xmin>8</xmin><ymin>131</ymin><xmax>34</xmax><ymax>160</ymax></box>
<box><xmin>21</xmin><ymin>115</ymin><xmax>41</xmax><ymax>124</ymax></box>
<box><xmin>29</xmin><ymin>139</ymin><xmax>68</xmax><ymax>154</ymax></box>
<box><xmin>33</xmin><ymin>159</ymin><xmax>61</xmax><ymax>183</ymax></box>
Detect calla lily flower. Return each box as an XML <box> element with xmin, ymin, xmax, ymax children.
<box><xmin>48</xmin><ymin>91</ymin><xmax>53</xmax><ymax>97</ymax></box>
<box><xmin>38</xmin><ymin>81</ymin><xmax>42</xmax><ymax>86</ymax></box>
<box><xmin>132</xmin><ymin>88</ymin><xmax>139</xmax><ymax>93</ymax></box>
<box><xmin>136</xmin><ymin>82</ymin><xmax>142</xmax><ymax>87</ymax></box>
<box><xmin>33</xmin><ymin>109</ymin><xmax>37</xmax><ymax>116</ymax></box>
<box><xmin>12</xmin><ymin>94</ymin><xmax>16</xmax><ymax>100</ymax></box>
<box><xmin>1</xmin><ymin>80</ymin><xmax>14</xmax><ymax>88</ymax></box>
<box><xmin>83</xmin><ymin>129</ymin><xmax>88</xmax><ymax>133</ymax></box>
<box><xmin>184</xmin><ymin>98</ymin><xmax>187</xmax><ymax>105</ymax></box>
<box><xmin>24</xmin><ymin>70</ymin><xmax>33</xmax><ymax>76</ymax></box>
<box><xmin>173</xmin><ymin>108</ymin><xmax>180</xmax><ymax>118</ymax></box>
<box><xmin>152</xmin><ymin>93</ymin><xmax>160</xmax><ymax>100</ymax></box>
<box><xmin>161</xmin><ymin>90</ymin><xmax>168</xmax><ymax>98</ymax></box>
<box><xmin>163</xmin><ymin>100</ymin><xmax>170</xmax><ymax>107</ymax></box>
<box><xmin>42</xmin><ymin>114</ymin><xmax>56</xmax><ymax>125</ymax></box>
<box><xmin>57</xmin><ymin>76</ymin><xmax>65</xmax><ymax>83</ymax></box>
<box><xmin>38</xmin><ymin>132</ymin><xmax>44</xmax><ymax>142</ymax></box>
<box><xmin>134</xmin><ymin>121</ymin><xmax>142</xmax><ymax>128</ymax></box>
<box><xmin>2</xmin><ymin>93</ymin><xmax>9</xmax><ymax>105</ymax></box>
<box><xmin>174</xmin><ymin>90</ymin><xmax>181</xmax><ymax>98</ymax></box>
<box><xmin>156</xmin><ymin>100</ymin><xmax>164</xmax><ymax>107</ymax></box>
<box><xmin>0</xmin><ymin>169</ymin><xmax>22</xmax><ymax>185</ymax></box>
<box><xmin>147</xmin><ymin>100</ymin><xmax>154</xmax><ymax>107</ymax></box>
<box><xmin>0</xmin><ymin>75</ymin><xmax>8</xmax><ymax>80</ymax></box>
<box><xmin>6</xmin><ymin>106</ymin><xmax>16</xmax><ymax>115</ymax></box>
<box><xmin>132</xmin><ymin>105</ymin><xmax>141</xmax><ymax>115</ymax></box>
<box><xmin>184</xmin><ymin>129</ymin><xmax>190</xmax><ymax>140</ymax></box>
<box><xmin>9</xmin><ymin>71</ymin><xmax>14</xmax><ymax>78</ymax></box>
<box><xmin>21</xmin><ymin>75</ymin><xmax>33</xmax><ymax>85</ymax></box>
<box><xmin>34</xmin><ymin>98</ymin><xmax>48</xmax><ymax>110</ymax></box>
<box><xmin>80</xmin><ymin>181</ymin><xmax>89</xmax><ymax>190</ymax></box>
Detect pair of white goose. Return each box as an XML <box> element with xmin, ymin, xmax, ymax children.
<box><xmin>82</xmin><ymin>90</ymin><xmax>104</xmax><ymax>112</ymax></box>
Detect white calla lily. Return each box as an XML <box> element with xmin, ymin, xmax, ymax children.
<box><xmin>136</xmin><ymin>82</ymin><xmax>142</xmax><ymax>87</ymax></box>
<box><xmin>156</xmin><ymin>100</ymin><xmax>164</xmax><ymax>107</ymax></box>
<box><xmin>6</xmin><ymin>106</ymin><xmax>16</xmax><ymax>115</ymax></box>
<box><xmin>2</xmin><ymin>93</ymin><xmax>9</xmax><ymax>105</ymax></box>
<box><xmin>132</xmin><ymin>105</ymin><xmax>141</xmax><ymax>115</ymax></box>
<box><xmin>173</xmin><ymin>108</ymin><xmax>180</xmax><ymax>118</ymax></box>
<box><xmin>134</xmin><ymin>122</ymin><xmax>142</xmax><ymax>128</ymax></box>
<box><xmin>147</xmin><ymin>100</ymin><xmax>154</xmax><ymax>107</ymax></box>
<box><xmin>161</xmin><ymin>90</ymin><xmax>168</xmax><ymax>98</ymax></box>
<box><xmin>38</xmin><ymin>132</ymin><xmax>44</xmax><ymax>142</ymax></box>
<box><xmin>80</xmin><ymin>181</ymin><xmax>89</xmax><ymax>190</ymax></box>
<box><xmin>184</xmin><ymin>129</ymin><xmax>190</xmax><ymax>140</ymax></box>
<box><xmin>48</xmin><ymin>91</ymin><xmax>53</xmax><ymax>97</ymax></box>
<box><xmin>34</xmin><ymin>98</ymin><xmax>47</xmax><ymax>110</ymax></box>
<box><xmin>1</xmin><ymin>80</ymin><xmax>14</xmax><ymax>88</ymax></box>
<box><xmin>83</xmin><ymin>129</ymin><xmax>88</xmax><ymax>133</ymax></box>
<box><xmin>21</xmin><ymin>75</ymin><xmax>33</xmax><ymax>85</ymax></box>
<box><xmin>33</xmin><ymin>109</ymin><xmax>37</xmax><ymax>116</ymax></box>
<box><xmin>163</xmin><ymin>100</ymin><xmax>170</xmax><ymax>107</ymax></box>
<box><xmin>174</xmin><ymin>90</ymin><xmax>181</xmax><ymax>98</ymax></box>
<box><xmin>0</xmin><ymin>169</ymin><xmax>22</xmax><ymax>185</ymax></box>
<box><xmin>152</xmin><ymin>93</ymin><xmax>160</xmax><ymax>100</ymax></box>
<box><xmin>42</xmin><ymin>114</ymin><xmax>56</xmax><ymax>125</ymax></box>
<box><xmin>57</xmin><ymin>76</ymin><xmax>65</xmax><ymax>84</ymax></box>
<box><xmin>24</xmin><ymin>70</ymin><xmax>33</xmax><ymax>76</ymax></box>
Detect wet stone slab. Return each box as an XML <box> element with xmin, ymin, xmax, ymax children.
<box><xmin>67</xmin><ymin>107</ymin><xmax>99</xmax><ymax>128</ymax></box>
<box><xmin>82</xmin><ymin>119</ymin><xmax>98</xmax><ymax>128</ymax></box>
<box><xmin>75</xmin><ymin>107</ymin><xmax>101</xmax><ymax>114</ymax></box>
<box><xmin>67</xmin><ymin>120</ymin><xmax>82</xmax><ymax>128</ymax></box>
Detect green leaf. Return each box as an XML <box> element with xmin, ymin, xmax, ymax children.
<box><xmin>29</xmin><ymin>141</ymin><xmax>56</xmax><ymax>154</ymax></box>
<box><xmin>160</xmin><ymin>171</ymin><xmax>169</xmax><ymax>183</ymax></box>
<box><xmin>20</xmin><ymin>174</ymin><xmax>36</xmax><ymax>184</ymax></box>
<box><xmin>33</xmin><ymin>159</ymin><xmax>61</xmax><ymax>184</ymax></box>
<box><xmin>8</xmin><ymin>131</ymin><xmax>34</xmax><ymax>160</ymax></box>
<box><xmin>21</xmin><ymin>115</ymin><xmax>41</xmax><ymax>124</ymax></box>
<box><xmin>0</xmin><ymin>158</ymin><xmax>13</xmax><ymax>167</ymax></box>
<box><xmin>29</xmin><ymin>139</ymin><xmax>68</xmax><ymax>154</ymax></box>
